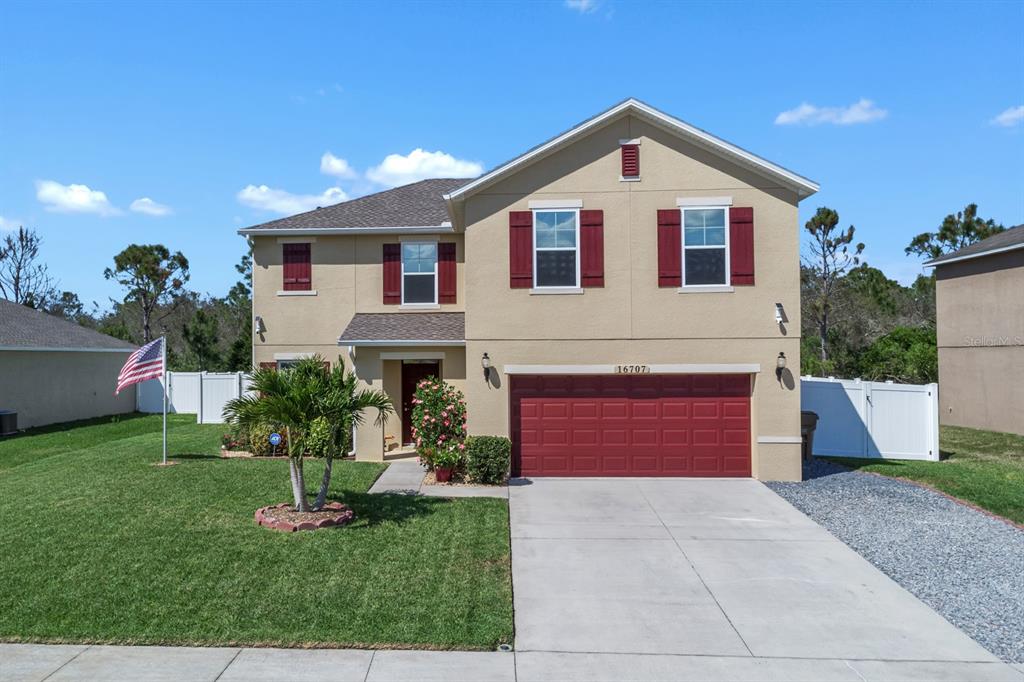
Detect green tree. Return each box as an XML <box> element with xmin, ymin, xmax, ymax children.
<box><xmin>224</xmin><ymin>251</ymin><xmax>253</xmax><ymax>371</ymax></box>
<box><xmin>905</xmin><ymin>203</ymin><xmax>1004</xmax><ymax>260</ymax></box>
<box><xmin>857</xmin><ymin>327</ymin><xmax>937</xmax><ymax>383</ymax></box>
<box><xmin>802</xmin><ymin>207</ymin><xmax>864</xmax><ymax>363</ymax></box>
<box><xmin>183</xmin><ymin>308</ymin><xmax>222</xmax><ymax>370</ymax></box>
<box><xmin>104</xmin><ymin>244</ymin><xmax>190</xmax><ymax>343</ymax></box>
<box><xmin>223</xmin><ymin>357</ymin><xmax>393</xmax><ymax>512</ymax></box>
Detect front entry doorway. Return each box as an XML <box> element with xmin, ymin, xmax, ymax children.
<box><xmin>401</xmin><ymin>361</ymin><xmax>440</xmax><ymax>445</ymax></box>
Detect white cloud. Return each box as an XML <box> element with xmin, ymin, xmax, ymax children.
<box><xmin>775</xmin><ymin>98</ymin><xmax>888</xmax><ymax>126</ymax></box>
<box><xmin>0</xmin><ymin>215</ymin><xmax>19</xmax><ymax>231</ymax></box>
<box><xmin>129</xmin><ymin>197</ymin><xmax>173</xmax><ymax>216</ymax></box>
<box><xmin>320</xmin><ymin>152</ymin><xmax>358</xmax><ymax>179</ymax></box>
<box><xmin>237</xmin><ymin>184</ymin><xmax>348</xmax><ymax>215</ymax></box>
<box><xmin>35</xmin><ymin>180</ymin><xmax>121</xmax><ymax>216</ymax></box>
<box><xmin>366</xmin><ymin>149</ymin><xmax>483</xmax><ymax>187</ymax></box>
<box><xmin>565</xmin><ymin>0</ymin><xmax>598</xmax><ymax>12</ymax></box>
<box><xmin>991</xmin><ymin>105</ymin><xmax>1024</xmax><ymax>128</ymax></box>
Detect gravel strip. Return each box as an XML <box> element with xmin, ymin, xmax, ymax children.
<box><xmin>767</xmin><ymin>459</ymin><xmax>1024</xmax><ymax>663</ymax></box>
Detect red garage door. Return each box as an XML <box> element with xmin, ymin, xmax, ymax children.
<box><xmin>511</xmin><ymin>374</ymin><xmax>751</xmax><ymax>477</ymax></box>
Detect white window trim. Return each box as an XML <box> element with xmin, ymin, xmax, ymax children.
<box><xmin>677</xmin><ymin>196</ymin><xmax>732</xmax><ymax>207</ymax></box>
<box><xmin>400</xmin><ymin>240</ymin><xmax>438</xmax><ymax>306</ymax></box>
<box><xmin>680</xmin><ymin>206</ymin><xmax>730</xmax><ymax>289</ymax></box>
<box><xmin>528</xmin><ymin>199</ymin><xmax>583</xmax><ymax>210</ymax></box>
<box><xmin>533</xmin><ymin>209</ymin><xmax>581</xmax><ymax>290</ymax></box>
<box><xmin>277</xmin><ymin>289</ymin><xmax>318</xmax><ymax>296</ymax></box>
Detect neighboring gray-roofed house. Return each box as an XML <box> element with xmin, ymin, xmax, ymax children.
<box><xmin>0</xmin><ymin>299</ymin><xmax>138</xmax><ymax>430</ymax></box>
<box><xmin>926</xmin><ymin>225</ymin><xmax>1024</xmax><ymax>435</ymax></box>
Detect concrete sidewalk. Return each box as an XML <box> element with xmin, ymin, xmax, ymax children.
<box><xmin>4</xmin><ymin>643</ymin><xmax>1022</xmax><ymax>681</ymax></box>
<box><xmin>367</xmin><ymin>460</ymin><xmax>507</xmax><ymax>498</ymax></box>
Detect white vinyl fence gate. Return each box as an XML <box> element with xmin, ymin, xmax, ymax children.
<box><xmin>137</xmin><ymin>372</ymin><xmax>253</xmax><ymax>424</ymax></box>
<box><xmin>800</xmin><ymin>377</ymin><xmax>940</xmax><ymax>461</ymax></box>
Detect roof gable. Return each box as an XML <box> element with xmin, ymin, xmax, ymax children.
<box><xmin>444</xmin><ymin>98</ymin><xmax>819</xmax><ymax>206</ymax></box>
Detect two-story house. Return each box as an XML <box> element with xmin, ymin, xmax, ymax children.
<box><xmin>240</xmin><ymin>99</ymin><xmax>819</xmax><ymax>481</ymax></box>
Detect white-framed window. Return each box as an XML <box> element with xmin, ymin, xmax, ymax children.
<box><xmin>533</xmin><ymin>210</ymin><xmax>580</xmax><ymax>288</ymax></box>
<box><xmin>682</xmin><ymin>207</ymin><xmax>730</xmax><ymax>287</ymax></box>
<box><xmin>401</xmin><ymin>242</ymin><xmax>438</xmax><ymax>304</ymax></box>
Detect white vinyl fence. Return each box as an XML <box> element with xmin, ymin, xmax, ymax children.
<box><xmin>801</xmin><ymin>377</ymin><xmax>939</xmax><ymax>461</ymax></box>
<box><xmin>137</xmin><ymin>372</ymin><xmax>253</xmax><ymax>424</ymax></box>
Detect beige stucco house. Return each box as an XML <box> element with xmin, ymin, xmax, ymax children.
<box><xmin>241</xmin><ymin>99</ymin><xmax>819</xmax><ymax>480</ymax></box>
<box><xmin>926</xmin><ymin>224</ymin><xmax>1024</xmax><ymax>436</ymax></box>
<box><xmin>0</xmin><ymin>298</ymin><xmax>137</xmax><ymax>430</ymax></box>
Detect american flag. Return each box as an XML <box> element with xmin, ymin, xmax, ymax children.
<box><xmin>116</xmin><ymin>337</ymin><xmax>165</xmax><ymax>394</ymax></box>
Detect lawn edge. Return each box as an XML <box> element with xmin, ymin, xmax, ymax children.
<box><xmin>0</xmin><ymin>635</ymin><xmax>506</xmax><ymax>652</ymax></box>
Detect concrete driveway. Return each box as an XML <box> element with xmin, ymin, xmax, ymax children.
<box><xmin>510</xmin><ymin>478</ymin><xmax>1020</xmax><ymax>681</ymax></box>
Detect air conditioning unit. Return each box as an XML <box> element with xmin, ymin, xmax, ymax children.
<box><xmin>0</xmin><ymin>410</ymin><xmax>17</xmax><ymax>436</ymax></box>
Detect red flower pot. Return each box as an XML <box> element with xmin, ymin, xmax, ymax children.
<box><xmin>435</xmin><ymin>467</ymin><xmax>454</xmax><ymax>483</ymax></box>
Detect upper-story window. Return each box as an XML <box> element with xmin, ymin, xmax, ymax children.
<box><xmin>401</xmin><ymin>242</ymin><xmax>437</xmax><ymax>304</ymax></box>
<box><xmin>682</xmin><ymin>207</ymin><xmax>729</xmax><ymax>286</ymax></box>
<box><xmin>534</xmin><ymin>210</ymin><xmax>579</xmax><ymax>288</ymax></box>
<box><xmin>282</xmin><ymin>243</ymin><xmax>312</xmax><ymax>291</ymax></box>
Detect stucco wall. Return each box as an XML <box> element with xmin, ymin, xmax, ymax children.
<box><xmin>0</xmin><ymin>350</ymin><xmax>137</xmax><ymax>429</ymax></box>
<box><xmin>461</xmin><ymin>113</ymin><xmax>803</xmax><ymax>480</ymax></box>
<box><xmin>935</xmin><ymin>250</ymin><xmax>1024</xmax><ymax>435</ymax></box>
<box><xmin>251</xmin><ymin>233</ymin><xmax>464</xmax><ymax>369</ymax></box>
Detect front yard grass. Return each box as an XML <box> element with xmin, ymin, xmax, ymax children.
<box><xmin>828</xmin><ymin>425</ymin><xmax>1024</xmax><ymax>525</ymax></box>
<box><xmin>0</xmin><ymin>414</ymin><xmax>512</xmax><ymax>649</ymax></box>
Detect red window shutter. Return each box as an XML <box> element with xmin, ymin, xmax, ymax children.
<box><xmin>259</xmin><ymin>362</ymin><xmax>277</xmax><ymax>371</ymax></box>
<box><xmin>580</xmin><ymin>209</ymin><xmax>604</xmax><ymax>287</ymax></box>
<box><xmin>621</xmin><ymin>144</ymin><xmax>640</xmax><ymax>177</ymax></box>
<box><xmin>438</xmin><ymin>242</ymin><xmax>457</xmax><ymax>303</ymax></box>
<box><xmin>657</xmin><ymin>209</ymin><xmax>681</xmax><ymax>287</ymax></box>
<box><xmin>282</xmin><ymin>243</ymin><xmax>311</xmax><ymax>291</ymax></box>
<box><xmin>509</xmin><ymin>211</ymin><xmax>533</xmax><ymax>289</ymax></box>
<box><xmin>729</xmin><ymin>207</ymin><xmax>755</xmax><ymax>286</ymax></box>
<box><xmin>382</xmin><ymin>243</ymin><xmax>401</xmax><ymax>304</ymax></box>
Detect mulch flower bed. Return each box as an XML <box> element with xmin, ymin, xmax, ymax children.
<box><xmin>255</xmin><ymin>501</ymin><xmax>355</xmax><ymax>532</ymax></box>
<box><xmin>422</xmin><ymin>470</ymin><xmax>505</xmax><ymax>487</ymax></box>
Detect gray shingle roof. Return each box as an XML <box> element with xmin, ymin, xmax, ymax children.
<box><xmin>337</xmin><ymin>312</ymin><xmax>465</xmax><ymax>343</ymax></box>
<box><xmin>0</xmin><ymin>299</ymin><xmax>136</xmax><ymax>351</ymax></box>
<box><xmin>927</xmin><ymin>225</ymin><xmax>1024</xmax><ymax>266</ymax></box>
<box><xmin>239</xmin><ymin>178</ymin><xmax>470</xmax><ymax>232</ymax></box>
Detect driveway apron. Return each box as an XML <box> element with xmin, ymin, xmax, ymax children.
<box><xmin>509</xmin><ymin>478</ymin><xmax>1003</xmax><ymax>664</ymax></box>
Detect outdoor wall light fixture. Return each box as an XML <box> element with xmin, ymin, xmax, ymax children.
<box><xmin>481</xmin><ymin>352</ymin><xmax>492</xmax><ymax>381</ymax></box>
<box><xmin>254</xmin><ymin>316</ymin><xmax>266</xmax><ymax>334</ymax></box>
<box><xmin>776</xmin><ymin>352</ymin><xmax>787</xmax><ymax>381</ymax></box>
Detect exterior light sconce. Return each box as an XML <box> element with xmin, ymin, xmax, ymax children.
<box><xmin>254</xmin><ymin>316</ymin><xmax>266</xmax><ymax>334</ymax></box>
<box><xmin>774</xmin><ymin>303</ymin><xmax>786</xmax><ymax>325</ymax></box>
<box><xmin>481</xmin><ymin>352</ymin><xmax>492</xmax><ymax>381</ymax></box>
<box><xmin>776</xmin><ymin>352</ymin><xmax>787</xmax><ymax>381</ymax></box>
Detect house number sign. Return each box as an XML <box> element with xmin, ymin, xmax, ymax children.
<box><xmin>615</xmin><ymin>364</ymin><xmax>650</xmax><ymax>374</ymax></box>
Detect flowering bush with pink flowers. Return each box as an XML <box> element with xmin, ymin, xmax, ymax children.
<box><xmin>410</xmin><ymin>376</ymin><xmax>467</xmax><ymax>470</ymax></box>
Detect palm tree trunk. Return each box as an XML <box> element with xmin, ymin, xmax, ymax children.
<box><xmin>286</xmin><ymin>426</ymin><xmax>310</xmax><ymax>511</ymax></box>
<box><xmin>312</xmin><ymin>453</ymin><xmax>334</xmax><ymax>511</ymax></box>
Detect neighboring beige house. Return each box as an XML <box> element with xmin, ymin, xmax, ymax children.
<box><xmin>241</xmin><ymin>99</ymin><xmax>819</xmax><ymax>480</ymax></box>
<box><xmin>926</xmin><ymin>225</ymin><xmax>1024</xmax><ymax>436</ymax></box>
<box><xmin>0</xmin><ymin>299</ymin><xmax>137</xmax><ymax>430</ymax></box>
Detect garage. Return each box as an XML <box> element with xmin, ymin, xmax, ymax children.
<box><xmin>510</xmin><ymin>373</ymin><xmax>751</xmax><ymax>477</ymax></box>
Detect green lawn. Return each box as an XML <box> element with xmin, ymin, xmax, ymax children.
<box><xmin>828</xmin><ymin>425</ymin><xmax>1024</xmax><ymax>525</ymax></box>
<box><xmin>0</xmin><ymin>414</ymin><xmax>512</xmax><ymax>649</ymax></box>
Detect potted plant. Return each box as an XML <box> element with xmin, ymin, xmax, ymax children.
<box><xmin>432</xmin><ymin>445</ymin><xmax>463</xmax><ymax>483</ymax></box>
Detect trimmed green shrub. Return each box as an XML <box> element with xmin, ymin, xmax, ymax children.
<box><xmin>304</xmin><ymin>416</ymin><xmax>333</xmax><ymax>458</ymax></box>
<box><xmin>248</xmin><ymin>422</ymin><xmax>289</xmax><ymax>456</ymax></box>
<box><xmin>465</xmin><ymin>436</ymin><xmax>510</xmax><ymax>485</ymax></box>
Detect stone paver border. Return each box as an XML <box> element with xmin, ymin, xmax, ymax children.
<box><xmin>254</xmin><ymin>502</ymin><xmax>354</xmax><ymax>532</ymax></box>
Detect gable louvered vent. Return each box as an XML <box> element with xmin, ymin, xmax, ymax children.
<box><xmin>621</xmin><ymin>143</ymin><xmax>640</xmax><ymax>178</ymax></box>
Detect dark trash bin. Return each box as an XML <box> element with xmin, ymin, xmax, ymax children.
<box><xmin>0</xmin><ymin>410</ymin><xmax>17</xmax><ymax>437</ymax></box>
<box><xmin>800</xmin><ymin>411</ymin><xmax>819</xmax><ymax>460</ymax></box>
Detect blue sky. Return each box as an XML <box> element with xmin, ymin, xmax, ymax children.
<box><xmin>1</xmin><ymin>0</ymin><xmax>1022</xmax><ymax>309</ymax></box>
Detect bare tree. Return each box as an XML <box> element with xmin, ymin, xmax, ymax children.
<box><xmin>803</xmin><ymin>208</ymin><xmax>864</xmax><ymax>363</ymax></box>
<box><xmin>0</xmin><ymin>226</ymin><xmax>57</xmax><ymax>307</ymax></box>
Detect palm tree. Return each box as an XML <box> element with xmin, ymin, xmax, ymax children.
<box><xmin>223</xmin><ymin>356</ymin><xmax>393</xmax><ymax>512</ymax></box>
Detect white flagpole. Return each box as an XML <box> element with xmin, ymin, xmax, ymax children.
<box><xmin>161</xmin><ymin>336</ymin><xmax>168</xmax><ymax>465</ymax></box>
